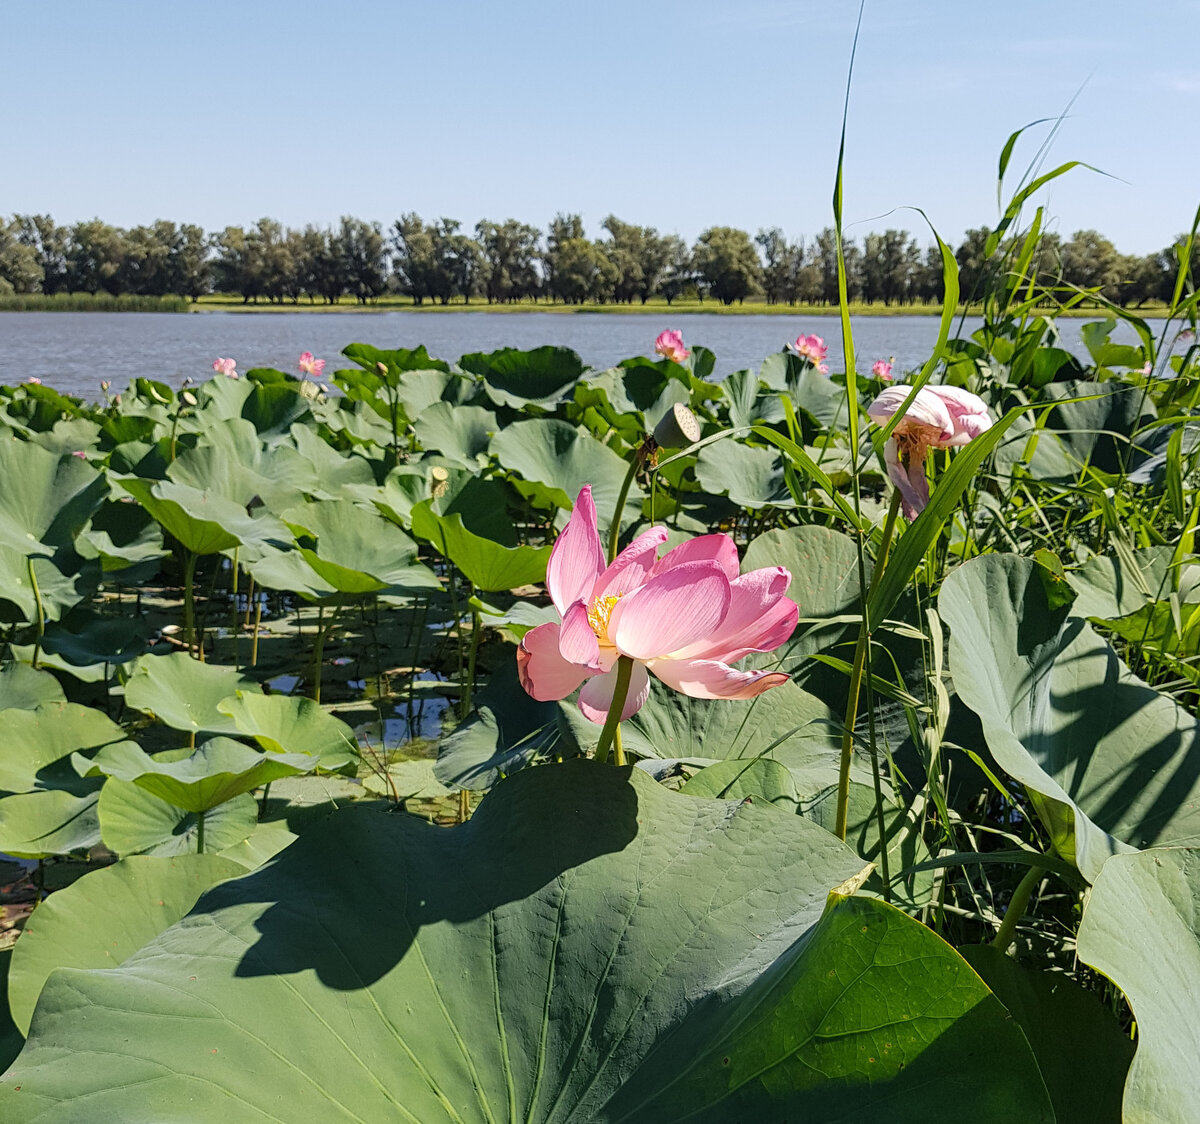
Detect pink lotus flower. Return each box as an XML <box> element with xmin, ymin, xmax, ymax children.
<box><xmin>27</xmin><ymin>377</ymin><xmax>41</xmax><ymax>385</ymax></box>
<box><xmin>517</xmin><ymin>486</ymin><xmax>797</xmax><ymax>724</ymax></box>
<box><xmin>212</xmin><ymin>358</ymin><xmax>238</xmax><ymax>379</ymax></box>
<box><xmin>790</xmin><ymin>333</ymin><xmax>829</xmax><ymax>374</ymax></box>
<box><xmin>654</xmin><ymin>330</ymin><xmax>690</xmax><ymax>363</ymax></box>
<box><xmin>71</xmin><ymin>450</ymin><xmax>87</xmax><ymax>459</ymax></box>
<box><xmin>867</xmin><ymin>385</ymin><xmax>992</xmax><ymax>520</ymax></box>
<box><xmin>872</xmin><ymin>358</ymin><xmax>894</xmax><ymax>381</ymax></box>
<box><xmin>298</xmin><ymin>351</ymin><xmax>326</xmax><ymax>378</ymax></box>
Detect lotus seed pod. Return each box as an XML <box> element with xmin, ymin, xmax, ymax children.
<box><xmin>652</xmin><ymin>402</ymin><xmax>702</xmax><ymax>450</ymax></box>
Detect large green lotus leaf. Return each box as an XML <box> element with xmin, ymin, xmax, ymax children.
<box><xmin>0</xmin><ymin>790</ymin><xmax>100</xmax><ymax>859</ymax></box>
<box><xmin>696</xmin><ymin>439</ymin><xmax>795</xmax><ymax>508</ymax></box>
<box><xmin>462</xmin><ymin>344</ymin><xmax>585</xmax><ymax>410</ymax></box>
<box><xmin>960</xmin><ymin>944</ymin><xmax>1133</xmax><ymax>1124</ymax></box>
<box><xmin>26</xmin><ymin>417</ymin><xmax>101</xmax><ymax>459</ymax></box>
<box><xmin>0</xmin><ymin>664</ymin><xmax>65</xmax><ymax>711</ymax></box>
<box><xmin>941</xmin><ymin>554</ymin><xmax>1200</xmax><ymax>881</ymax></box>
<box><xmin>0</xmin><ymin>702</ymin><xmax>128</xmax><ymax>795</ymax></box>
<box><xmin>619</xmin><ymin>679</ymin><xmax>842</xmax><ymax>795</ymax></box>
<box><xmin>116</xmin><ymin>476</ymin><xmax>289</xmax><ymax>556</ymax></box>
<box><xmin>0</xmin><ymin>761</ymin><xmax>1051</xmax><ymax>1121</ymax></box>
<box><xmin>489</xmin><ymin>418</ymin><xmax>642</xmax><ymax>532</ymax></box>
<box><xmin>743</xmin><ymin>524</ymin><xmax>862</xmax><ymax>626</ymax></box>
<box><xmin>98</xmin><ymin>773</ymin><xmax>259</xmax><ymax>857</ymax></box>
<box><xmin>343</xmin><ymin>342</ymin><xmax>451</xmax><ymax>378</ymax></box>
<box><xmin>282</xmin><ymin>499</ymin><xmax>440</xmax><ymax>595</ymax></box>
<box><xmin>8</xmin><ymin>854</ymin><xmax>243</xmax><ymax>1035</ymax></box>
<box><xmin>995</xmin><ymin>380</ymin><xmax>1157</xmax><ymax>482</ymax></box>
<box><xmin>1077</xmin><ymin>847</ymin><xmax>1200</xmax><ymax>1124</ymax></box>
<box><xmin>38</xmin><ymin>610</ymin><xmax>148</xmax><ymax>670</ymax></box>
<box><xmin>195</xmin><ymin>372</ymin><xmax>253</xmax><ymax>418</ymax></box>
<box><xmin>193</xmin><ymin>380</ymin><xmax>311</xmax><ymax>438</ymax></box>
<box><xmin>1067</xmin><ymin>545</ymin><xmax>1175</xmax><ymax>620</ymax></box>
<box><xmin>411</xmin><ymin>500</ymin><xmax>550</xmax><ymax>592</ymax></box>
<box><xmin>680</xmin><ymin>757</ymin><xmax>799</xmax><ymax>806</ymax></box>
<box><xmin>81</xmin><ymin>737</ymin><xmax>317</xmax><ymax>814</ymax></box>
<box><xmin>287</xmin><ymin>422</ymin><xmax>376</xmax><ymax>496</ymax></box>
<box><xmin>166</xmin><ymin>417</ymin><xmax>315</xmax><ymax>510</ymax></box>
<box><xmin>0</xmin><ymin>548</ymin><xmax>98</xmax><ymax>625</ymax></box>
<box><xmin>122</xmin><ymin>651</ymin><xmax>261</xmax><ymax>736</ymax></box>
<box><xmin>217</xmin><ymin>691</ymin><xmax>359</xmax><ymax>771</ymax></box>
<box><xmin>412</xmin><ymin>401</ymin><xmax>497</xmax><ymax>468</ymax></box>
<box><xmin>361</xmin><ymin>758</ymin><xmax>452</xmax><ymax>800</ymax></box>
<box><xmin>76</xmin><ymin>496</ymin><xmax>167</xmax><ymax>573</ymax></box>
<box><xmin>0</xmin><ymin>439</ymin><xmax>107</xmax><ymax>553</ymax></box>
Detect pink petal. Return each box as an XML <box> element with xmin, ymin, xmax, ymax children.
<box><xmin>925</xmin><ymin>385</ymin><xmax>991</xmax><ymax>445</ymax></box>
<box><xmin>885</xmin><ymin>438</ymin><xmax>929</xmax><ymax>521</ymax></box>
<box><xmin>867</xmin><ymin>386</ymin><xmax>954</xmax><ymax>441</ymax></box>
<box><xmin>648</xmin><ymin>533</ymin><xmax>740</xmax><ymax>581</ymax></box>
<box><xmin>649</xmin><ymin>658</ymin><xmax>791</xmax><ymax>700</ymax></box>
<box><xmin>673</xmin><ymin>567</ymin><xmax>797</xmax><ymax>662</ymax></box>
<box><xmin>593</xmin><ymin>526</ymin><xmax>668</xmax><ymax>600</ymax></box>
<box><xmin>558</xmin><ymin>600</ymin><xmax>601</xmax><ymax>669</ymax></box>
<box><xmin>517</xmin><ymin>622</ymin><xmax>594</xmax><ymax>701</ymax></box>
<box><xmin>546</xmin><ymin>486</ymin><xmax>605</xmax><ymax>616</ymax></box>
<box><xmin>609</xmin><ymin>561</ymin><xmax>731</xmax><ymax>660</ymax></box>
<box><xmin>578</xmin><ymin>661</ymin><xmax>651</xmax><ymax>723</ymax></box>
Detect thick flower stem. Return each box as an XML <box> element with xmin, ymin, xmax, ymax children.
<box><xmin>594</xmin><ymin>656</ymin><xmax>634</xmax><ymax>765</ymax></box>
<box><xmin>834</xmin><ymin>490</ymin><xmax>903</xmax><ymax>841</ymax></box>
<box><xmin>27</xmin><ymin>558</ymin><xmax>45</xmax><ymax>670</ymax></box>
<box><xmin>991</xmin><ymin>863</ymin><xmax>1044</xmax><ymax>953</ymax></box>
<box><xmin>607</xmin><ymin>444</ymin><xmax>648</xmax><ymax>563</ymax></box>
<box><xmin>182</xmin><ymin>551</ymin><xmax>199</xmax><ymax>658</ymax></box>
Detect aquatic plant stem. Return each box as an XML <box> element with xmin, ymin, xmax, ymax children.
<box><xmin>182</xmin><ymin>551</ymin><xmax>199</xmax><ymax>658</ymax></box>
<box><xmin>460</xmin><ymin>592</ymin><xmax>481</xmax><ymax>721</ymax></box>
<box><xmin>594</xmin><ymin>656</ymin><xmax>634</xmax><ymax>765</ymax></box>
<box><xmin>607</xmin><ymin>443</ymin><xmax>649</xmax><ymax>563</ymax></box>
<box><xmin>250</xmin><ymin>597</ymin><xmax>262</xmax><ymax>667</ymax></box>
<box><xmin>195</xmin><ymin>809</ymin><xmax>206</xmax><ymax>854</ymax></box>
<box><xmin>992</xmin><ymin>863</ymin><xmax>1044</xmax><ymax>953</ymax></box>
<box><xmin>230</xmin><ymin>549</ymin><xmax>240</xmax><ymax>671</ymax></box>
<box><xmin>834</xmin><ymin>490</ymin><xmax>902</xmax><ymax>841</ymax></box>
<box><xmin>27</xmin><ymin>558</ymin><xmax>44</xmax><ymax>670</ymax></box>
<box><xmin>311</xmin><ymin>601</ymin><xmax>341</xmax><ymax>704</ymax></box>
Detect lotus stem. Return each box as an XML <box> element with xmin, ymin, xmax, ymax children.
<box><xmin>460</xmin><ymin>592</ymin><xmax>481</xmax><ymax>721</ymax></box>
<box><xmin>458</xmin><ymin>788</ymin><xmax>470</xmax><ymax>823</ymax></box>
<box><xmin>992</xmin><ymin>863</ymin><xmax>1045</xmax><ymax>953</ymax></box>
<box><xmin>250</xmin><ymin>596</ymin><xmax>262</xmax><ymax>667</ymax></box>
<box><xmin>195</xmin><ymin>808</ymin><xmax>206</xmax><ymax>854</ymax></box>
<box><xmin>607</xmin><ymin>442</ymin><xmax>649</xmax><ymax>563</ymax></box>
<box><xmin>27</xmin><ymin>557</ymin><xmax>44</xmax><ymax>670</ymax></box>
<box><xmin>834</xmin><ymin>489</ymin><xmax>902</xmax><ymax>841</ymax></box>
<box><xmin>311</xmin><ymin>601</ymin><xmax>341</xmax><ymax>704</ymax></box>
<box><xmin>182</xmin><ymin>550</ymin><xmax>199</xmax><ymax>658</ymax></box>
<box><xmin>230</xmin><ymin>549</ymin><xmax>240</xmax><ymax>672</ymax></box>
<box><xmin>595</xmin><ymin>656</ymin><xmax>634</xmax><ymax>765</ymax></box>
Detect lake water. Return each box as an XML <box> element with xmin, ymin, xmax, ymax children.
<box><xmin>0</xmin><ymin>309</ymin><xmax>1150</xmax><ymax>399</ymax></box>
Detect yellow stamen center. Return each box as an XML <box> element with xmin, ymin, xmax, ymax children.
<box><xmin>587</xmin><ymin>594</ymin><xmax>622</xmax><ymax>644</ymax></box>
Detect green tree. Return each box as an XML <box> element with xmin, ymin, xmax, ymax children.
<box><xmin>475</xmin><ymin>219</ymin><xmax>541</xmax><ymax>303</ymax></box>
<box><xmin>172</xmin><ymin>224</ymin><xmax>211</xmax><ymax>301</ymax></box>
<box><xmin>657</xmin><ymin>236</ymin><xmax>694</xmax><ymax>304</ymax></box>
<box><xmin>0</xmin><ymin>219</ymin><xmax>43</xmax><ymax>293</ymax></box>
<box><xmin>693</xmin><ymin>226</ymin><xmax>762</xmax><ymax>305</ymax></box>
<box><xmin>67</xmin><ymin>220</ymin><xmax>126</xmax><ymax>295</ymax></box>
<box><xmin>337</xmin><ymin>217</ymin><xmax>388</xmax><ymax>305</ymax></box>
<box><xmin>391</xmin><ymin>214</ymin><xmax>439</xmax><ymax>305</ymax></box>
<box><xmin>14</xmin><ymin>215</ymin><xmax>68</xmax><ymax>294</ymax></box>
<box><xmin>1061</xmin><ymin>229</ymin><xmax>1122</xmax><ymax>302</ymax></box>
<box><xmin>544</xmin><ymin>214</ymin><xmax>617</xmax><ymax>304</ymax></box>
<box><xmin>756</xmin><ymin>228</ymin><xmax>802</xmax><ymax>305</ymax></box>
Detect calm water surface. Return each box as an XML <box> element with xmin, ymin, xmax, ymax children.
<box><xmin>0</xmin><ymin>309</ymin><xmax>1148</xmax><ymax>399</ymax></box>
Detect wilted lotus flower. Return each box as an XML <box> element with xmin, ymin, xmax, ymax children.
<box><xmin>212</xmin><ymin>357</ymin><xmax>238</xmax><ymax>379</ymax></box>
<box><xmin>790</xmin><ymin>334</ymin><xmax>829</xmax><ymax>374</ymax></box>
<box><xmin>299</xmin><ymin>351</ymin><xmax>326</xmax><ymax>378</ymax></box>
<box><xmin>872</xmin><ymin>358</ymin><xmax>894</xmax><ymax>381</ymax></box>
<box><xmin>867</xmin><ymin>385</ymin><xmax>992</xmax><ymax>520</ymax></box>
<box><xmin>518</xmin><ymin>486</ymin><xmax>797</xmax><ymax>723</ymax></box>
<box><xmin>654</xmin><ymin>329</ymin><xmax>690</xmax><ymax>363</ymax></box>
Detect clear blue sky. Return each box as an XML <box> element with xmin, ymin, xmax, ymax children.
<box><xmin>3</xmin><ymin>0</ymin><xmax>1197</xmax><ymax>254</ymax></box>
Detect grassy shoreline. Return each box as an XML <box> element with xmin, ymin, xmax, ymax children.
<box><xmin>0</xmin><ymin>291</ymin><xmax>1177</xmax><ymax>318</ymax></box>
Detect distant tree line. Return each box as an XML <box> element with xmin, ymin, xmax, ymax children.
<box><xmin>0</xmin><ymin>211</ymin><xmax>1192</xmax><ymax>309</ymax></box>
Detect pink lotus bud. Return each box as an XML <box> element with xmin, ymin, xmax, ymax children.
<box><xmin>212</xmin><ymin>358</ymin><xmax>238</xmax><ymax>378</ymax></box>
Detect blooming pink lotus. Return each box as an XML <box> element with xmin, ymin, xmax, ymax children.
<box><xmin>790</xmin><ymin>333</ymin><xmax>829</xmax><ymax>374</ymax></box>
<box><xmin>867</xmin><ymin>384</ymin><xmax>992</xmax><ymax>520</ymax></box>
<box><xmin>654</xmin><ymin>329</ymin><xmax>690</xmax><ymax>363</ymax></box>
<box><xmin>518</xmin><ymin>486</ymin><xmax>797</xmax><ymax>723</ymax></box>
<box><xmin>27</xmin><ymin>377</ymin><xmax>41</xmax><ymax>385</ymax></box>
<box><xmin>872</xmin><ymin>358</ymin><xmax>894</xmax><ymax>381</ymax></box>
<box><xmin>299</xmin><ymin>351</ymin><xmax>326</xmax><ymax>378</ymax></box>
<box><xmin>212</xmin><ymin>358</ymin><xmax>238</xmax><ymax>379</ymax></box>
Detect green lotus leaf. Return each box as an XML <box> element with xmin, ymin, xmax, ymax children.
<box><xmin>411</xmin><ymin>500</ymin><xmax>550</xmax><ymax>592</ymax></box>
<box><xmin>8</xmin><ymin>854</ymin><xmax>243</xmax><ymax>1035</ymax></box>
<box><xmin>0</xmin><ymin>761</ymin><xmax>1050</xmax><ymax>1121</ymax></box>
<box><xmin>81</xmin><ymin>736</ymin><xmax>317</xmax><ymax>814</ymax></box>
<box><xmin>0</xmin><ymin>701</ymin><xmax>128</xmax><ymax>795</ymax></box>
<box><xmin>462</xmin><ymin>344</ymin><xmax>584</xmax><ymax>411</ymax></box>
<box><xmin>0</xmin><ymin>664</ymin><xmax>65</xmax><ymax>711</ymax></box>
<box><xmin>97</xmin><ymin>767</ymin><xmax>260</xmax><ymax>857</ymax></box>
<box><xmin>696</xmin><ymin>439</ymin><xmax>795</xmax><ymax>509</ymax></box>
<box><xmin>489</xmin><ymin>418</ymin><xmax>642</xmax><ymax>532</ymax></box>
<box><xmin>412</xmin><ymin>401</ymin><xmax>497</xmax><ymax>468</ymax></box>
<box><xmin>941</xmin><ymin>553</ymin><xmax>1200</xmax><ymax>881</ymax></box>
<box><xmin>0</xmin><ymin>790</ymin><xmax>100</xmax><ymax>859</ymax></box>
<box><xmin>218</xmin><ymin>691</ymin><xmax>359</xmax><ymax>771</ymax></box>
<box><xmin>122</xmin><ymin>651</ymin><xmax>261</xmax><ymax>736</ymax></box>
